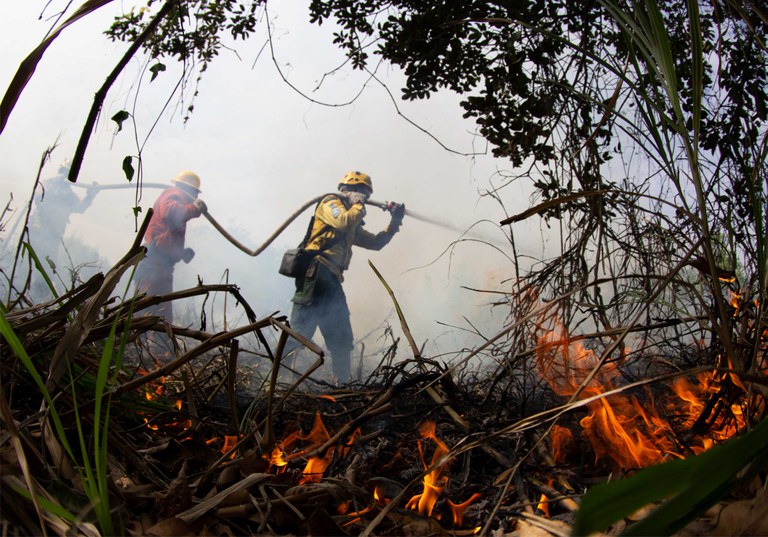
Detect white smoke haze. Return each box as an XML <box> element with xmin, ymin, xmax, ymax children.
<box><xmin>0</xmin><ymin>2</ymin><xmax>545</xmax><ymax>375</ymax></box>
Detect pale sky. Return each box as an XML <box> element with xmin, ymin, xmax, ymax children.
<box><xmin>0</xmin><ymin>1</ymin><xmax>547</xmax><ymax>366</ymax></box>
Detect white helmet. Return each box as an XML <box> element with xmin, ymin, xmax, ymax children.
<box><xmin>172</xmin><ymin>171</ymin><xmax>201</xmax><ymax>192</ymax></box>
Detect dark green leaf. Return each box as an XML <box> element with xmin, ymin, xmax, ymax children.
<box><xmin>122</xmin><ymin>156</ymin><xmax>134</xmax><ymax>182</ymax></box>
<box><xmin>111</xmin><ymin>110</ymin><xmax>130</xmax><ymax>132</ymax></box>
<box><xmin>132</xmin><ymin>206</ymin><xmax>142</xmax><ymax>218</ymax></box>
<box><xmin>149</xmin><ymin>62</ymin><xmax>166</xmax><ymax>82</ymax></box>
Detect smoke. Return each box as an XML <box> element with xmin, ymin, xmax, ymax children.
<box><xmin>0</xmin><ymin>2</ymin><xmax>544</xmax><ymax>378</ymax></box>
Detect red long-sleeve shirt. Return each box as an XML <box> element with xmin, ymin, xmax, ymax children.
<box><xmin>143</xmin><ymin>186</ymin><xmax>201</xmax><ymax>262</ymax></box>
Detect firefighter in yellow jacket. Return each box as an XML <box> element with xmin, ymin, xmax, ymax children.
<box><xmin>289</xmin><ymin>171</ymin><xmax>405</xmax><ymax>382</ymax></box>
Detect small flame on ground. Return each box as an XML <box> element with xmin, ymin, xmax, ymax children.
<box><xmin>221</xmin><ymin>435</ymin><xmax>239</xmax><ymax>458</ymax></box>
<box><xmin>143</xmin><ymin>374</ymin><xmax>166</xmax><ymax>400</ymax></box>
<box><xmin>448</xmin><ymin>493</ymin><xmax>483</xmax><ymax>526</ymax></box>
<box><xmin>270</xmin><ymin>446</ymin><xmax>289</xmax><ymax>467</ymax></box>
<box><xmin>341</xmin><ymin>504</ymin><xmax>375</xmax><ymax>527</ymax></box>
<box><xmin>299</xmin><ymin>412</ymin><xmax>332</xmax><ymax>484</ymax></box>
<box><xmin>535</xmin><ymin>479</ymin><xmax>555</xmax><ymax>518</ymax></box>
<box><xmin>668</xmin><ymin>372</ymin><xmax>747</xmax><ymax>452</ymax></box>
<box><xmin>263</xmin><ymin>412</ymin><xmax>359</xmax><ymax>485</ymax></box>
<box><xmin>406</xmin><ymin>421</ymin><xmax>450</xmax><ymax>518</ymax></box>
<box><xmin>139</xmin><ymin>374</ymin><xmax>192</xmax><ymax>431</ymax></box>
<box><xmin>536</xmin><ymin>493</ymin><xmax>550</xmax><ymax>518</ymax></box>
<box><xmin>144</xmin><ymin>419</ymin><xmax>159</xmax><ymax>431</ymax></box>
<box><xmin>373</xmin><ymin>485</ymin><xmax>389</xmax><ymax>505</ymax></box>
<box><xmin>400</xmin><ymin>422</ymin><xmax>483</xmax><ymax>526</ymax></box>
<box><xmin>550</xmin><ymin>425</ymin><xmax>573</xmax><ymax>463</ymax></box>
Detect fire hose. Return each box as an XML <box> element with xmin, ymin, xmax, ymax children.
<box><xmin>73</xmin><ymin>185</ymin><xmax>415</xmax><ymax>255</ymax></box>
<box><xmin>75</xmin><ymin>183</ymin><xmax>500</xmax><ymax>253</ymax></box>
<box><xmin>200</xmin><ymin>193</ymin><xmax>508</xmax><ymax>257</ymax></box>
<box><xmin>200</xmin><ymin>194</ymin><xmax>410</xmax><ymax>257</ymax></box>
<box><xmin>72</xmin><ymin>182</ymin><xmax>169</xmax><ymax>191</ymax></box>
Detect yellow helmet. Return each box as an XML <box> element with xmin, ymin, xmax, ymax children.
<box><xmin>338</xmin><ymin>171</ymin><xmax>372</xmax><ymax>193</ymax></box>
<box><xmin>172</xmin><ymin>171</ymin><xmax>201</xmax><ymax>192</ymax></box>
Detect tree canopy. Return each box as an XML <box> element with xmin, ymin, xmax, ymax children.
<box><xmin>108</xmin><ymin>0</ymin><xmax>766</xmax><ymax>202</ymax></box>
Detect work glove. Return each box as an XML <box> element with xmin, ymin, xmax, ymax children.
<box><xmin>388</xmin><ymin>202</ymin><xmax>405</xmax><ymax>219</ymax></box>
<box><xmin>181</xmin><ymin>247</ymin><xmax>195</xmax><ymax>263</ymax></box>
<box><xmin>387</xmin><ymin>202</ymin><xmax>405</xmax><ymax>231</ymax></box>
<box><xmin>193</xmin><ymin>198</ymin><xmax>207</xmax><ymax>213</ymax></box>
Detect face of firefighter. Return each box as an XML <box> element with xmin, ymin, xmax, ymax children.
<box><xmin>177</xmin><ymin>183</ymin><xmax>200</xmax><ymax>199</ymax></box>
<box><xmin>340</xmin><ymin>185</ymin><xmax>371</xmax><ymax>207</ymax></box>
<box><xmin>340</xmin><ymin>184</ymin><xmax>372</xmax><ymax>198</ymax></box>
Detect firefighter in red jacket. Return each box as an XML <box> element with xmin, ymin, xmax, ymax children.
<box><xmin>134</xmin><ymin>171</ymin><xmax>205</xmax><ymax>322</ymax></box>
<box><xmin>289</xmin><ymin>171</ymin><xmax>404</xmax><ymax>383</ymax></box>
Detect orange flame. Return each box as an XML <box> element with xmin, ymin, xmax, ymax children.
<box><xmin>729</xmin><ymin>290</ymin><xmax>742</xmax><ymax>313</ymax></box>
<box><xmin>536</xmin><ymin>315</ymin><xmax>758</xmax><ymax>471</ymax></box>
<box><xmin>221</xmin><ymin>435</ymin><xmax>239</xmax><ymax>458</ymax></box>
<box><xmin>373</xmin><ymin>485</ymin><xmax>390</xmax><ymax>505</ymax></box>
<box><xmin>341</xmin><ymin>503</ymin><xmax>375</xmax><ymax>527</ymax></box>
<box><xmin>668</xmin><ymin>372</ymin><xmax>747</xmax><ymax>452</ymax></box>
<box><xmin>263</xmin><ymin>412</ymin><xmax>359</xmax><ymax>484</ymax></box>
<box><xmin>537</xmin><ymin>492</ymin><xmax>550</xmax><ymax>518</ymax></box>
<box><xmin>269</xmin><ymin>446</ymin><xmax>289</xmax><ymax>467</ymax></box>
<box><xmin>402</xmin><ymin>422</ymin><xmax>482</xmax><ymax>526</ymax></box>
<box><xmin>537</xmin><ymin>322</ymin><xmax>672</xmax><ymax>469</ymax></box>
<box><xmin>139</xmin><ymin>369</ymin><xmax>166</xmax><ymax>401</ymax></box>
<box><xmin>267</xmin><ymin>428</ymin><xmax>302</xmax><ymax>469</ymax></box>
<box><xmin>448</xmin><ymin>493</ymin><xmax>483</xmax><ymax>526</ymax></box>
<box><xmin>550</xmin><ymin>424</ymin><xmax>574</xmax><ymax>464</ymax></box>
<box><xmin>139</xmin><ymin>374</ymin><xmax>192</xmax><ymax>431</ymax></box>
<box><xmin>143</xmin><ymin>419</ymin><xmax>159</xmax><ymax>431</ymax></box>
<box><xmin>406</xmin><ymin>421</ymin><xmax>450</xmax><ymax>518</ymax></box>
<box><xmin>299</xmin><ymin>412</ymin><xmax>332</xmax><ymax>484</ymax></box>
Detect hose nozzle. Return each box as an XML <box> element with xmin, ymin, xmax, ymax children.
<box><xmin>376</xmin><ymin>200</ymin><xmax>405</xmax><ymax>215</ymax></box>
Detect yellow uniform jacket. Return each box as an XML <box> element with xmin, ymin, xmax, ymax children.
<box><xmin>304</xmin><ymin>194</ymin><xmax>397</xmax><ymax>272</ymax></box>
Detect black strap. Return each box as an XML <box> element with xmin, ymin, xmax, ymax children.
<box><xmin>298</xmin><ymin>214</ymin><xmax>316</xmax><ymax>248</ymax></box>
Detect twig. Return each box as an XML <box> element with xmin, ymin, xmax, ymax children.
<box><xmin>228</xmin><ymin>339</ymin><xmax>240</xmax><ymax>435</ymax></box>
<box><xmin>0</xmin><ymin>0</ymin><xmax>117</xmax><ymax>134</ymax></box>
<box><xmin>176</xmin><ymin>472</ymin><xmax>269</xmax><ymax>524</ymax></box>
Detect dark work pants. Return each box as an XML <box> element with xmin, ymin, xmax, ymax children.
<box><xmin>289</xmin><ymin>263</ymin><xmax>354</xmax><ymax>382</ymax></box>
<box><xmin>134</xmin><ymin>247</ymin><xmax>175</xmax><ymax>322</ymax></box>
<box><xmin>133</xmin><ymin>247</ymin><xmax>177</xmax><ymax>364</ymax></box>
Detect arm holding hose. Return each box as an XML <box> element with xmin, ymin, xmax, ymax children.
<box><xmin>383</xmin><ymin>201</ymin><xmax>405</xmax><ymax>231</ymax></box>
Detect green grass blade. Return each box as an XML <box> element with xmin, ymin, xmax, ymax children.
<box><xmin>22</xmin><ymin>242</ymin><xmax>59</xmax><ymax>299</ymax></box>
<box><xmin>643</xmin><ymin>0</ymin><xmax>681</xmax><ymax>113</ymax></box>
<box><xmin>687</xmin><ymin>0</ymin><xmax>703</xmax><ymax>148</ymax></box>
<box><xmin>751</xmin><ymin>135</ymin><xmax>768</xmax><ymax>291</ymax></box>
<box><xmin>0</xmin><ymin>310</ymin><xmax>74</xmax><ymax>460</ymax></box>
<box><xmin>10</xmin><ymin>484</ymin><xmax>78</xmax><ymax>523</ymax></box>
<box><xmin>573</xmin><ymin>418</ymin><xmax>768</xmax><ymax>536</ymax></box>
<box><xmin>69</xmin><ymin>366</ymin><xmax>112</xmax><ymax>535</ymax></box>
<box><xmin>92</xmin><ymin>315</ymin><xmax>121</xmax><ymax>535</ymax></box>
